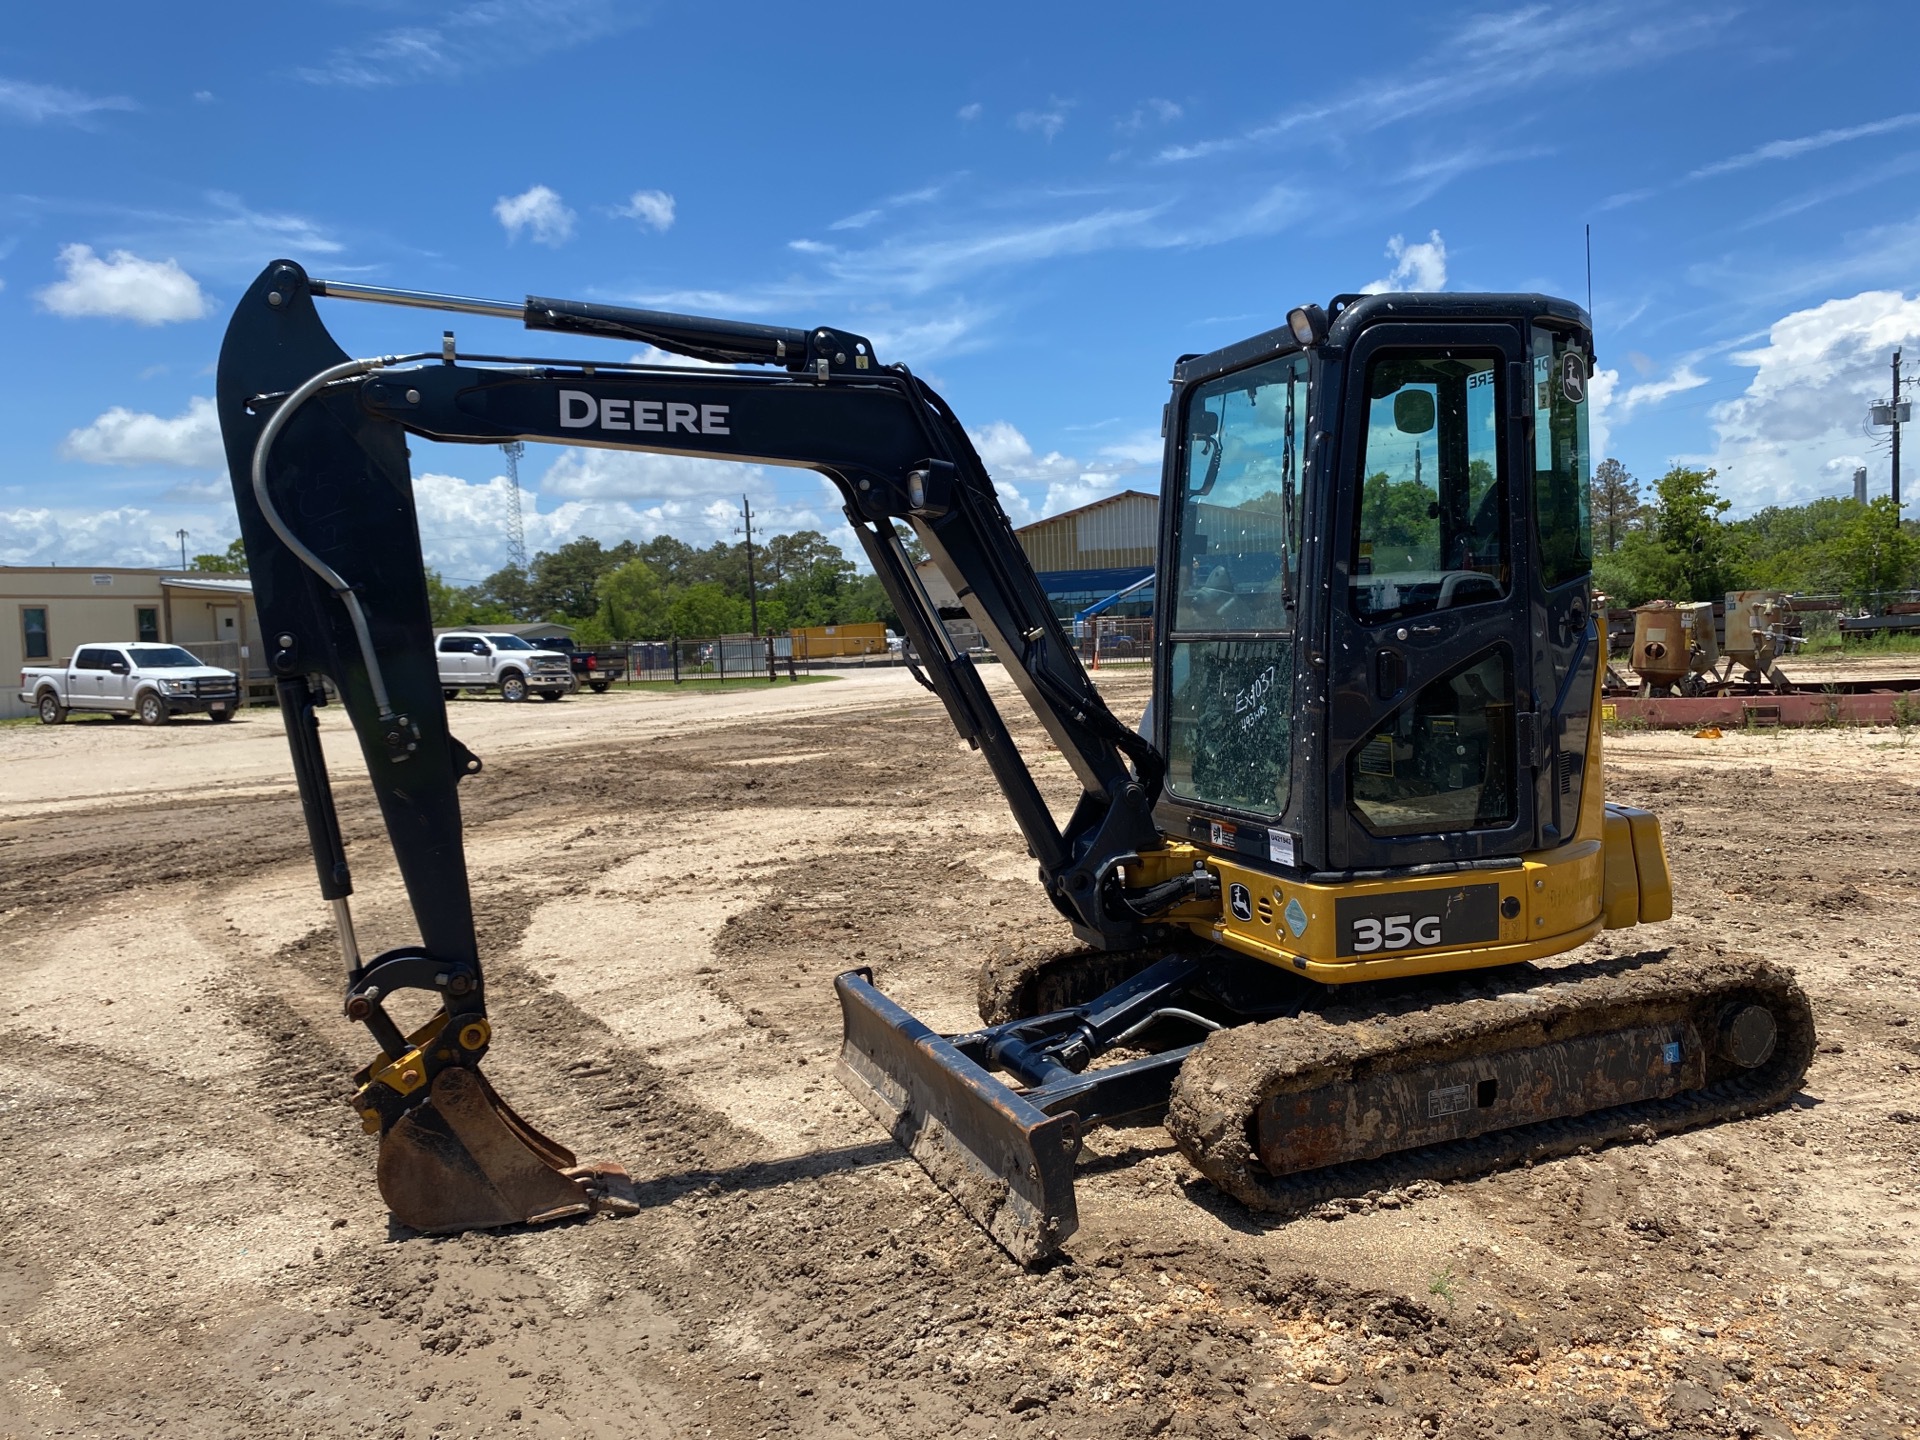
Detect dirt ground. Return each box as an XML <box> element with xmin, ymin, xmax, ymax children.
<box><xmin>2</xmin><ymin>666</ymin><xmax>1917</xmax><ymax>1440</ymax></box>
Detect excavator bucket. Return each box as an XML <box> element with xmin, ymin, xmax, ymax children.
<box><xmin>375</xmin><ymin>1067</ymin><xmax>640</xmax><ymax>1233</ymax></box>
<box><xmin>835</xmin><ymin>970</ymin><xmax>1082</xmax><ymax>1266</ymax></box>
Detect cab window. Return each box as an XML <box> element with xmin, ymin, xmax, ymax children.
<box><xmin>1351</xmin><ymin>353</ymin><xmax>1507</xmax><ymax>623</ymax></box>
<box><xmin>1532</xmin><ymin>326</ymin><xmax>1593</xmax><ymax>591</ymax></box>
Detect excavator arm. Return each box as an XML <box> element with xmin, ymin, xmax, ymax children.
<box><xmin>216</xmin><ymin>259</ymin><xmax>1193</xmax><ymax>1234</ymax></box>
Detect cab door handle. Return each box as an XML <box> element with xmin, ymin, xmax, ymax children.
<box><xmin>1375</xmin><ymin>649</ymin><xmax>1403</xmax><ymax>699</ymax></box>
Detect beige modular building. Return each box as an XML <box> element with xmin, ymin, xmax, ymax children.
<box><xmin>3</xmin><ymin>567</ymin><xmax>265</xmax><ymax>719</ymax></box>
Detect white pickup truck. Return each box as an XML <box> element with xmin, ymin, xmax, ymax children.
<box><xmin>19</xmin><ymin>643</ymin><xmax>241</xmax><ymax>725</ymax></box>
<box><xmin>434</xmin><ymin>631</ymin><xmax>574</xmax><ymax>702</ymax></box>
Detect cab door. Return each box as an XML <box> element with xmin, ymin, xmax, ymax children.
<box><xmin>1324</xmin><ymin>322</ymin><xmax>1535</xmax><ymax>872</ymax></box>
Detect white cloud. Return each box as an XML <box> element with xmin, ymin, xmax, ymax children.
<box><xmin>1688</xmin><ymin>111</ymin><xmax>1920</xmax><ymax>181</ymax></box>
<box><xmin>297</xmin><ymin>0</ymin><xmax>640</xmax><ymax>87</ymax></box>
<box><xmin>616</xmin><ymin>189</ymin><xmax>675</xmax><ymax>232</ymax></box>
<box><xmin>1362</xmin><ymin>230</ymin><xmax>1447</xmax><ymax>293</ymax></box>
<box><xmin>828</xmin><ymin>184</ymin><xmax>943</xmax><ymax>233</ymax></box>
<box><xmin>192</xmin><ymin>90</ymin><xmax>215</xmax><ymax>103</ymax></box>
<box><xmin>1013</xmin><ymin>101</ymin><xmax>1072</xmax><ymax>142</ymax></box>
<box><xmin>538</xmin><ymin>448</ymin><xmax>773</xmax><ymax>504</ymax></box>
<box><xmin>966</xmin><ymin>420</ymin><xmax>1158</xmax><ymax>525</ymax></box>
<box><xmin>1587</xmin><ymin>362</ymin><xmax>1707</xmax><ymax>461</ymax></box>
<box><xmin>0</xmin><ymin>505</ymin><xmax>238</xmax><ymax>567</ymax></box>
<box><xmin>1587</xmin><ymin>366</ymin><xmax>1619</xmax><ymax>461</ymax></box>
<box><xmin>786</xmin><ymin>204</ymin><xmax>1171</xmax><ymax>296</ymax></box>
<box><xmin>1157</xmin><ymin>6</ymin><xmax>1722</xmax><ymax>165</ymax></box>
<box><xmin>159</xmin><ymin>478</ymin><xmax>231</xmax><ymax>503</ymax></box>
<box><xmin>407</xmin><ymin>469</ymin><xmax>847</xmax><ymax>583</ymax></box>
<box><xmin>1615</xmin><ymin>365</ymin><xmax>1708</xmax><ymax>418</ymax></box>
<box><xmin>957</xmin><ymin>103</ymin><xmax>982</xmax><ymax>122</ymax></box>
<box><xmin>1117</xmin><ymin>98</ymin><xmax>1182</xmax><ymax>133</ymax></box>
<box><xmin>36</xmin><ymin>245</ymin><xmax>209</xmax><ymax>324</ymax></box>
<box><xmin>1704</xmin><ymin>288</ymin><xmax>1920</xmax><ymax>506</ymax></box>
<box><xmin>494</xmin><ymin>185</ymin><xmax>575</xmax><ymax>246</ymax></box>
<box><xmin>55</xmin><ymin>192</ymin><xmax>346</xmax><ymax>278</ymax></box>
<box><xmin>1707</xmin><ymin>288</ymin><xmax>1920</xmax><ymax>506</ymax></box>
<box><xmin>61</xmin><ymin>396</ymin><xmax>224</xmax><ymax>469</ymax></box>
<box><xmin>0</xmin><ymin>77</ymin><xmax>135</xmax><ymax>125</ymax></box>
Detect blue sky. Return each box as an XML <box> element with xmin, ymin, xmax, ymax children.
<box><xmin>4</xmin><ymin>0</ymin><xmax>1919</xmax><ymax>582</ymax></box>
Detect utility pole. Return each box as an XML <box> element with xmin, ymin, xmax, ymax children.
<box><xmin>1871</xmin><ymin>351</ymin><xmax>1910</xmax><ymax>516</ymax></box>
<box><xmin>176</xmin><ymin>529</ymin><xmax>189</xmax><ymax>569</ymax></box>
<box><xmin>500</xmin><ymin>442</ymin><xmax>529</xmax><ymax>573</ymax></box>
<box><xmin>739</xmin><ymin>494</ymin><xmax>760</xmax><ymax>637</ymax></box>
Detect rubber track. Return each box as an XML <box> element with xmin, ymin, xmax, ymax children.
<box><xmin>1163</xmin><ymin>945</ymin><xmax>1815</xmax><ymax>1215</ymax></box>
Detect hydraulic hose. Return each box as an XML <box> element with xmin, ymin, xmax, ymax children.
<box><xmin>249</xmin><ymin>353</ymin><xmax>429</xmax><ymax>722</ymax></box>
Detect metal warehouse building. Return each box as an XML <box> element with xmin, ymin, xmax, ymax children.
<box><xmin>1015</xmin><ymin>490</ymin><xmax>1158</xmax><ymax>615</ymax></box>
<box><xmin>913</xmin><ymin>489</ymin><xmax>1160</xmax><ymax>623</ymax></box>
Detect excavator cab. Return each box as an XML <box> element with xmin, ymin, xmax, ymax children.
<box><xmin>1141</xmin><ymin>299</ymin><xmax>1607</xmax><ymax>973</ymax></box>
<box><xmin>216</xmin><ymin>261</ymin><xmax>1811</xmax><ymax>1262</ymax></box>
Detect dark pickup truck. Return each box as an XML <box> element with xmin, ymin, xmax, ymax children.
<box><xmin>529</xmin><ymin>636</ymin><xmax>627</xmax><ymax>693</ymax></box>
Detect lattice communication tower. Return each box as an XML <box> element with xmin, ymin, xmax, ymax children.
<box><xmin>500</xmin><ymin>441</ymin><xmax>529</xmax><ymax>573</ymax></box>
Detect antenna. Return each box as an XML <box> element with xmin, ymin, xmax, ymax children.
<box><xmin>500</xmin><ymin>442</ymin><xmax>528</xmax><ymax>572</ymax></box>
<box><xmin>1585</xmin><ymin>223</ymin><xmax>1593</xmax><ymax>318</ymax></box>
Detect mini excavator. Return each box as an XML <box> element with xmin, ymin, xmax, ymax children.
<box><xmin>217</xmin><ymin>259</ymin><xmax>1813</xmax><ymax>1263</ymax></box>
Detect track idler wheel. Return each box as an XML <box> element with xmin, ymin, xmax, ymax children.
<box><xmin>376</xmin><ymin>1067</ymin><xmax>638</xmax><ymax>1233</ymax></box>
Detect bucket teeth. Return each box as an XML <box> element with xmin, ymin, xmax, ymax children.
<box><xmin>376</xmin><ymin>1066</ymin><xmax>634</xmax><ymax>1232</ymax></box>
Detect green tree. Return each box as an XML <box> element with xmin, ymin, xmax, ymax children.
<box><xmin>666</xmin><ymin>581</ymin><xmax>747</xmax><ymax>637</ymax></box>
<box><xmin>1647</xmin><ymin>466</ymin><xmax>1733</xmax><ymax>602</ymax></box>
<box><xmin>891</xmin><ymin>522</ymin><xmax>928</xmax><ymax>565</ymax></box>
<box><xmin>765</xmin><ymin>529</ymin><xmax>860</xmax><ymax>627</ymax></box>
<box><xmin>425</xmin><ymin>571</ymin><xmax>465</xmax><ymax>627</ymax></box>
<box><xmin>1359</xmin><ymin>471</ymin><xmax>1440</xmax><ymax>570</ymax></box>
<box><xmin>473</xmin><ymin>564</ymin><xmax>535</xmax><ymax>619</ymax></box>
<box><xmin>596</xmin><ymin>558</ymin><xmax>670</xmax><ymax>639</ymax></box>
<box><xmin>1726</xmin><ymin>497</ymin><xmax>1857</xmax><ymax>594</ymax></box>
<box><xmin>840</xmin><ymin>572</ymin><xmax>899</xmax><ymax>627</ymax></box>
<box><xmin>1832</xmin><ymin>497</ymin><xmax>1918</xmax><ymax>605</ymax></box>
<box><xmin>635</xmin><ymin>534</ymin><xmax>697</xmax><ymax>587</ymax></box>
<box><xmin>190</xmin><ymin>537</ymin><xmax>248</xmax><ymax>573</ymax></box>
<box><xmin>1590</xmin><ymin>458</ymin><xmax>1642</xmax><ymax>554</ymax></box>
<box><xmin>526</xmin><ymin>537</ymin><xmax>636</xmax><ymax>618</ymax></box>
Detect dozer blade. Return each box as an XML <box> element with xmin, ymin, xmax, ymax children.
<box><xmin>377</xmin><ymin>1066</ymin><xmax>639</xmax><ymax>1233</ymax></box>
<box><xmin>836</xmin><ymin>969</ymin><xmax>1082</xmax><ymax>1267</ymax></box>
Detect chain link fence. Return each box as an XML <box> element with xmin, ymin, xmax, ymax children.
<box><xmin>1073</xmin><ymin>615</ymin><xmax>1153</xmax><ymax>667</ymax></box>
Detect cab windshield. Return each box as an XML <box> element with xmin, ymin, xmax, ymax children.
<box><xmin>126</xmin><ymin>646</ymin><xmax>202</xmax><ymax>668</ymax></box>
<box><xmin>1164</xmin><ymin>351</ymin><xmax>1308</xmax><ymax>822</ymax></box>
<box><xmin>486</xmin><ymin>635</ymin><xmax>536</xmax><ymax>650</ymax></box>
